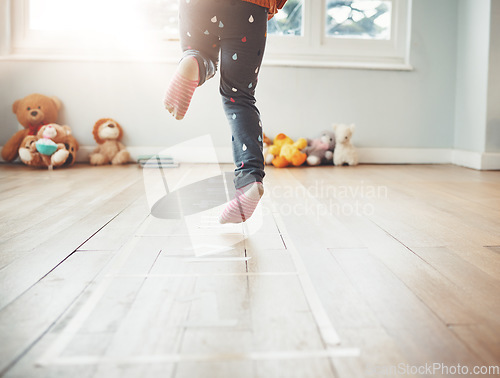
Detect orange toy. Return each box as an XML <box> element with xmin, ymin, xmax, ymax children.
<box><xmin>267</xmin><ymin>133</ymin><xmax>307</xmax><ymax>168</ymax></box>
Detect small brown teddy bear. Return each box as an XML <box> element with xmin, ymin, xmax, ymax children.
<box><xmin>89</xmin><ymin>118</ymin><xmax>130</xmax><ymax>165</ymax></box>
<box><xmin>2</xmin><ymin>94</ymin><xmax>61</xmax><ymax>162</ymax></box>
<box><xmin>18</xmin><ymin>123</ymin><xmax>79</xmax><ymax>168</ymax></box>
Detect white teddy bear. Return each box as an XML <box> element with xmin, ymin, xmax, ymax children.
<box><xmin>333</xmin><ymin>124</ymin><xmax>358</xmax><ymax>166</ymax></box>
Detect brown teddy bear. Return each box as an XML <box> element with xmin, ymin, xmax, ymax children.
<box><xmin>2</xmin><ymin>94</ymin><xmax>62</xmax><ymax>162</ymax></box>
<box><xmin>90</xmin><ymin>118</ymin><xmax>130</xmax><ymax>165</ymax></box>
<box><xmin>18</xmin><ymin>123</ymin><xmax>79</xmax><ymax>168</ymax></box>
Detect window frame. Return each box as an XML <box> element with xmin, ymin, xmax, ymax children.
<box><xmin>265</xmin><ymin>0</ymin><xmax>413</xmax><ymax>69</ymax></box>
<box><xmin>4</xmin><ymin>0</ymin><xmax>413</xmax><ymax>70</ymax></box>
<box><xmin>9</xmin><ymin>0</ymin><xmax>181</xmax><ymax>60</ymax></box>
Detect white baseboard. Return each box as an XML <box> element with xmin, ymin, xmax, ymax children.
<box><xmin>480</xmin><ymin>152</ymin><xmax>500</xmax><ymax>170</ymax></box>
<box><xmin>357</xmin><ymin>148</ymin><xmax>451</xmax><ymax>165</ymax></box>
<box><xmin>451</xmin><ymin>150</ymin><xmax>483</xmax><ymax>170</ymax></box>
<box><xmin>1</xmin><ymin>145</ymin><xmax>499</xmax><ymax>170</ymax></box>
<box><xmin>83</xmin><ymin>146</ymin><xmax>452</xmax><ymax>165</ymax></box>
<box><xmin>451</xmin><ymin>150</ymin><xmax>500</xmax><ymax>170</ymax></box>
<box><xmin>76</xmin><ymin>146</ymin><xmax>234</xmax><ymax>164</ymax></box>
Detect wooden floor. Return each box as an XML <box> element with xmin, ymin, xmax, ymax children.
<box><xmin>0</xmin><ymin>163</ymin><xmax>499</xmax><ymax>378</ymax></box>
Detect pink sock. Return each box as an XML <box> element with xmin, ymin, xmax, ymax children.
<box><xmin>219</xmin><ymin>182</ymin><xmax>264</xmax><ymax>224</ymax></box>
<box><xmin>164</xmin><ymin>72</ymin><xmax>198</xmax><ymax>120</ymax></box>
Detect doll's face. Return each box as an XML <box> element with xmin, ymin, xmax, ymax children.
<box><xmin>42</xmin><ymin>124</ymin><xmax>58</xmax><ymax>139</ymax></box>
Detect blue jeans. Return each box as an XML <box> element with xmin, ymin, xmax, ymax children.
<box><xmin>179</xmin><ymin>0</ymin><xmax>267</xmax><ymax>188</ymax></box>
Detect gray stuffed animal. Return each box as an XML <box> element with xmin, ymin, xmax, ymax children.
<box><xmin>304</xmin><ymin>130</ymin><xmax>336</xmax><ymax>166</ymax></box>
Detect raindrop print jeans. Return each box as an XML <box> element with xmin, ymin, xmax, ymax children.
<box><xmin>179</xmin><ymin>0</ymin><xmax>268</xmax><ymax>189</ymax></box>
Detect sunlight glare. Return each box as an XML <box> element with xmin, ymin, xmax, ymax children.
<box><xmin>29</xmin><ymin>0</ymin><xmax>141</xmax><ymax>33</ymax></box>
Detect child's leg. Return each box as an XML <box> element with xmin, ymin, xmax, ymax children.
<box><xmin>164</xmin><ymin>57</ymin><xmax>199</xmax><ymax>120</ymax></box>
<box><xmin>217</xmin><ymin>2</ymin><xmax>268</xmax><ymax>223</ymax></box>
<box><xmin>219</xmin><ymin>181</ymin><xmax>264</xmax><ymax>224</ymax></box>
<box><xmin>164</xmin><ymin>1</ymin><xmax>219</xmax><ymax>120</ymax></box>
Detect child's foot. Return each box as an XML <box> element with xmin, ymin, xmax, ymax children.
<box><xmin>219</xmin><ymin>182</ymin><xmax>264</xmax><ymax>224</ymax></box>
<box><xmin>164</xmin><ymin>56</ymin><xmax>199</xmax><ymax>120</ymax></box>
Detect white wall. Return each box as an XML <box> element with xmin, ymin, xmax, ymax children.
<box><xmin>486</xmin><ymin>0</ymin><xmax>500</xmax><ymax>153</ymax></box>
<box><xmin>454</xmin><ymin>0</ymin><xmax>491</xmax><ymax>153</ymax></box>
<box><xmin>0</xmin><ymin>0</ymin><xmax>460</xmax><ymax>163</ymax></box>
<box><xmin>0</xmin><ymin>0</ymin><xmax>9</xmax><ymax>56</ymax></box>
<box><xmin>0</xmin><ymin>59</ymin><xmax>229</xmax><ymax>151</ymax></box>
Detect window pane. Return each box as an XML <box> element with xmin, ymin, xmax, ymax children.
<box><xmin>268</xmin><ymin>0</ymin><xmax>304</xmax><ymax>36</ymax></box>
<box><xmin>28</xmin><ymin>0</ymin><xmax>178</xmax><ymax>37</ymax></box>
<box><xmin>325</xmin><ymin>0</ymin><xmax>392</xmax><ymax>40</ymax></box>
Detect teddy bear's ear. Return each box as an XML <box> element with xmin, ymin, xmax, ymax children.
<box><xmin>349</xmin><ymin>124</ymin><xmax>355</xmax><ymax>131</ymax></box>
<box><xmin>93</xmin><ymin>119</ymin><xmax>105</xmax><ymax>144</ymax></box>
<box><xmin>12</xmin><ymin>99</ymin><xmax>21</xmax><ymax>114</ymax></box>
<box><xmin>115</xmin><ymin>121</ymin><xmax>124</xmax><ymax>141</ymax></box>
<box><xmin>332</xmin><ymin>124</ymin><xmax>338</xmax><ymax>132</ymax></box>
<box><xmin>50</xmin><ymin>96</ymin><xmax>62</xmax><ymax>111</ymax></box>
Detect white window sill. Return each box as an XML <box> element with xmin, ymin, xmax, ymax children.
<box><xmin>0</xmin><ymin>53</ymin><xmax>413</xmax><ymax>71</ymax></box>
<box><xmin>264</xmin><ymin>58</ymin><xmax>413</xmax><ymax>70</ymax></box>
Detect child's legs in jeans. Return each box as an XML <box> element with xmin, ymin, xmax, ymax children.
<box><xmin>165</xmin><ymin>0</ymin><xmax>220</xmax><ymax>120</ymax></box>
<box><xmin>219</xmin><ymin>3</ymin><xmax>267</xmax><ymax>189</ymax></box>
<box><xmin>178</xmin><ymin>0</ymin><xmax>220</xmax><ymax>86</ymax></box>
<box><xmin>178</xmin><ymin>0</ymin><xmax>267</xmax><ymax>189</ymax></box>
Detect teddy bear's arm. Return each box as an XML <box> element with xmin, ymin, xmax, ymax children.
<box><xmin>1</xmin><ymin>129</ymin><xmax>28</xmax><ymax>162</ymax></box>
<box><xmin>28</xmin><ymin>139</ymin><xmax>38</xmax><ymax>152</ymax></box>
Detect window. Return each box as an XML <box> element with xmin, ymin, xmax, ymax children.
<box><xmin>11</xmin><ymin>0</ymin><xmax>180</xmax><ymax>58</ymax></box>
<box><xmin>268</xmin><ymin>0</ymin><xmax>304</xmax><ymax>36</ymax></box>
<box><xmin>266</xmin><ymin>0</ymin><xmax>412</xmax><ymax>69</ymax></box>
<box><xmin>325</xmin><ymin>0</ymin><xmax>392</xmax><ymax>40</ymax></box>
<box><xmin>8</xmin><ymin>0</ymin><xmax>412</xmax><ymax>69</ymax></box>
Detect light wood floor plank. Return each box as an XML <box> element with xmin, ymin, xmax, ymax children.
<box><xmin>282</xmin><ymin>166</ymin><xmax>499</xmax><ymax>365</ymax></box>
<box><xmin>0</xmin><ymin>180</ymin><xmax>143</xmax><ymax>311</ymax></box>
<box><xmin>285</xmin><ymin>166</ymin><xmax>500</xmax><ymax>324</ymax></box>
<box><xmin>0</xmin><ymin>165</ymin><xmax>141</xmax><ymax>243</ymax></box>
<box><xmin>1</xmin><ymin>164</ymin><xmax>499</xmax><ymax>378</ymax></box>
<box><xmin>263</xmin><ymin>169</ymin><xmax>413</xmax><ymax>377</ymax></box>
<box><xmin>0</xmin><ymin>167</ymin><xmax>143</xmax><ymax>269</ymax></box>
<box><xmin>77</xmin><ymin>197</ymin><xmax>150</xmax><ymax>252</ymax></box>
<box><xmin>331</xmin><ymin>249</ymin><xmax>482</xmax><ymax>367</ymax></box>
<box><xmin>0</xmin><ymin>251</ymin><xmax>113</xmax><ymax>376</ymax></box>
<box><xmin>411</xmin><ymin>246</ymin><xmax>500</xmax><ymax>322</ymax></box>
<box><xmin>449</xmin><ymin>324</ymin><xmax>500</xmax><ymax>368</ymax></box>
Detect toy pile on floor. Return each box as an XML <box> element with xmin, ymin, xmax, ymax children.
<box><xmin>263</xmin><ymin>124</ymin><xmax>358</xmax><ymax>168</ymax></box>
<box><xmin>1</xmin><ymin>93</ymin><xmax>79</xmax><ymax>169</ymax></box>
<box><xmin>2</xmin><ymin>93</ymin><xmax>131</xmax><ymax>169</ymax></box>
<box><xmin>2</xmin><ymin>94</ymin><xmax>356</xmax><ymax>170</ymax></box>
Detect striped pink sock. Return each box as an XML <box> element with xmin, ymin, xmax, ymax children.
<box><xmin>219</xmin><ymin>182</ymin><xmax>264</xmax><ymax>224</ymax></box>
<box><xmin>164</xmin><ymin>72</ymin><xmax>198</xmax><ymax>120</ymax></box>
